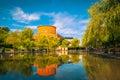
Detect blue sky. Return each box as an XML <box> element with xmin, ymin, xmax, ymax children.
<box><xmin>0</xmin><ymin>0</ymin><xmax>99</xmax><ymax>40</ymax></box>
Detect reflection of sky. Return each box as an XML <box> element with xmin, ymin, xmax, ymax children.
<box><xmin>54</xmin><ymin>60</ymin><xmax>88</xmax><ymax>80</ymax></box>
<box><xmin>32</xmin><ymin>66</ymin><xmax>37</xmax><ymax>75</ymax></box>
<box><xmin>0</xmin><ymin>69</ymin><xmax>26</xmax><ymax>80</ymax></box>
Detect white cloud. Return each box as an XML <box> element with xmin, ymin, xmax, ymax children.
<box><xmin>52</xmin><ymin>13</ymin><xmax>76</xmax><ymax>30</ymax></box>
<box><xmin>12</xmin><ymin>23</ymin><xmax>22</xmax><ymax>27</ymax></box>
<box><xmin>11</xmin><ymin>29</ymin><xmax>22</xmax><ymax>32</ymax></box>
<box><xmin>79</xmin><ymin>19</ymin><xmax>89</xmax><ymax>24</ymax></box>
<box><xmin>25</xmin><ymin>26</ymin><xmax>37</xmax><ymax>29</ymax></box>
<box><xmin>47</xmin><ymin>12</ymin><xmax>89</xmax><ymax>39</ymax></box>
<box><xmin>11</xmin><ymin>7</ymin><xmax>40</xmax><ymax>23</ymax></box>
<box><xmin>59</xmin><ymin>28</ymin><xmax>79</xmax><ymax>35</ymax></box>
<box><xmin>10</xmin><ymin>29</ymin><xmax>17</xmax><ymax>32</ymax></box>
<box><xmin>10</xmin><ymin>10</ymin><xmax>89</xmax><ymax>39</ymax></box>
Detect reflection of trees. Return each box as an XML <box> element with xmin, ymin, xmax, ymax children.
<box><xmin>0</xmin><ymin>54</ymin><xmax>34</xmax><ymax>77</ymax></box>
<box><xmin>0</xmin><ymin>52</ymin><xmax>82</xmax><ymax>77</ymax></box>
<box><xmin>17</xmin><ymin>61</ymin><xmax>33</xmax><ymax>77</ymax></box>
<box><xmin>0</xmin><ymin>61</ymin><xmax>7</xmax><ymax>75</ymax></box>
<box><xmin>70</xmin><ymin>53</ymin><xmax>80</xmax><ymax>64</ymax></box>
<box><xmin>57</xmin><ymin>52</ymin><xmax>80</xmax><ymax>64</ymax></box>
<box><xmin>60</xmin><ymin>55</ymin><xmax>69</xmax><ymax>63</ymax></box>
<box><xmin>0</xmin><ymin>53</ymin><xmax>66</xmax><ymax>76</ymax></box>
<box><xmin>34</xmin><ymin>55</ymin><xmax>61</xmax><ymax>68</ymax></box>
<box><xmin>0</xmin><ymin>60</ymin><xmax>33</xmax><ymax>77</ymax></box>
<box><xmin>82</xmin><ymin>54</ymin><xmax>120</xmax><ymax>80</ymax></box>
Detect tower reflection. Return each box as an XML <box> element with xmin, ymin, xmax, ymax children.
<box><xmin>33</xmin><ymin>63</ymin><xmax>58</xmax><ymax>76</ymax></box>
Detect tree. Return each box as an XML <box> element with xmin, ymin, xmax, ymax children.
<box><xmin>82</xmin><ymin>0</ymin><xmax>120</xmax><ymax>50</ymax></box>
<box><xmin>1</xmin><ymin>27</ymin><xmax>10</xmax><ymax>32</ymax></box>
<box><xmin>20</xmin><ymin>28</ymin><xmax>34</xmax><ymax>50</ymax></box>
<box><xmin>21</xmin><ymin>39</ymin><xmax>35</xmax><ymax>50</ymax></box>
<box><xmin>71</xmin><ymin>38</ymin><xmax>80</xmax><ymax>48</ymax></box>
<box><xmin>61</xmin><ymin>39</ymin><xmax>69</xmax><ymax>47</ymax></box>
<box><xmin>0</xmin><ymin>27</ymin><xmax>10</xmax><ymax>47</ymax></box>
<box><xmin>20</xmin><ymin>28</ymin><xmax>33</xmax><ymax>40</ymax></box>
<box><xmin>35</xmin><ymin>35</ymin><xmax>48</xmax><ymax>49</ymax></box>
<box><xmin>47</xmin><ymin>37</ymin><xmax>60</xmax><ymax>50</ymax></box>
<box><xmin>6</xmin><ymin>30</ymin><xmax>21</xmax><ymax>49</ymax></box>
<box><xmin>0</xmin><ymin>30</ymin><xmax>7</xmax><ymax>44</ymax></box>
<box><xmin>35</xmin><ymin>36</ymin><xmax>60</xmax><ymax>50</ymax></box>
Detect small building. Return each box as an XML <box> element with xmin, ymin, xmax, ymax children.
<box><xmin>64</xmin><ymin>37</ymin><xmax>73</xmax><ymax>42</ymax></box>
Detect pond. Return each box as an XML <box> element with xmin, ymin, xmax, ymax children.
<box><xmin>0</xmin><ymin>51</ymin><xmax>120</xmax><ymax>80</ymax></box>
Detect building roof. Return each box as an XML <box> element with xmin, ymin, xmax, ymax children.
<box><xmin>57</xmin><ymin>33</ymin><xmax>63</xmax><ymax>38</ymax></box>
<box><xmin>37</xmin><ymin>25</ymin><xmax>56</xmax><ymax>28</ymax></box>
<box><xmin>64</xmin><ymin>37</ymin><xmax>73</xmax><ymax>39</ymax></box>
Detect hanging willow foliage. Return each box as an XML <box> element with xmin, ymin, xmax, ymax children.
<box><xmin>82</xmin><ymin>0</ymin><xmax>120</xmax><ymax>47</ymax></box>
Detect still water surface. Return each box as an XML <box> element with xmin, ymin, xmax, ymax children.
<box><xmin>0</xmin><ymin>52</ymin><xmax>120</xmax><ymax>80</ymax></box>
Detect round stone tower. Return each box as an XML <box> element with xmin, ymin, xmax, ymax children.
<box><xmin>37</xmin><ymin>25</ymin><xmax>57</xmax><ymax>37</ymax></box>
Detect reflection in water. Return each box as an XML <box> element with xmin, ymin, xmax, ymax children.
<box><xmin>0</xmin><ymin>59</ymin><xmax>33</xmax><ymax>77</ymax></box>
<box><xmin>56</xmin><ymin>51</ymin><xmax>68</xmax><ymax>56</ymax></box>
<box><xmin>82</xmin><ymin>54</ymin><xmax>120</xmax><ymax>80</ymax></box>
<box><xmin>79</xmin><ymin>55</ymin><xmax>82</xmax><ymax>60</ymax></box>
<box><xmin>33</xmin><ymin>64</ymin><xmax>58</xmax><ymax>76</ymax></box>
<box><xmin>32</xmin><ymin>51</ymin><xmax>81</xmax><ymax>77</ymax></box>
<box><xmin>0</xmin><ymin>52</ymin><xmax>119</xmax><ymax>80</ymax></box>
